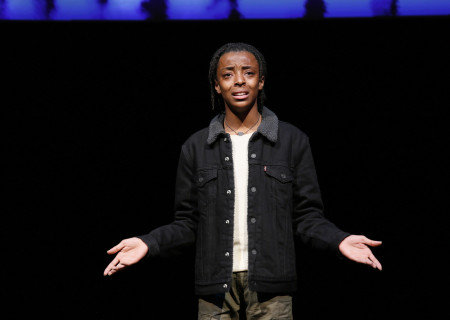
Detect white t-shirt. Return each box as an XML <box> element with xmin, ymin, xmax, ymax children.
<box><xmin>230</xmin><ymin>133</ymin><xmax>252</xmax><ymax>272</ymax></box>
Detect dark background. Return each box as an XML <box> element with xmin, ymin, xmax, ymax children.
<box><xmin>4</xmin><ymin>16</ymin><xmax>449</xmax><ymax>319</ymax></box>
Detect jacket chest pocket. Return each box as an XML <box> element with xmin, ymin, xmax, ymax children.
<box><xmin>196</xmin><ymin>168</ymin><xmax>218</xmax><ymax>216</ymax></box>
<box><xmin>264</xmin><ymin>165</ymin><xmax>294</xmax><ymax>212</ymax></box>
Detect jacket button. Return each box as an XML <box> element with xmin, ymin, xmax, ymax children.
<box><xmin>225</xmin><ymin>252</ymin><xmax>230</xmax><ymax>257</ymax></box>
<box><xmin>227</xmin><ymin>190</ymin><xmax>232</xmax><ymax>195</ymax></box>
<box><xmin>250</xmin><ymin>217</ymin><xmax>256</xmax><ymax>223</ymax></box>
<box><xmin>198</xmin><ymin>177</ymin><xmax>204</xmax><ymax>182</ymax></box>
<box><xmin>223</xmin><ymin>284</ymin><xmax>228</xmax><ymax>289</ymax></box>
<box><xmin>250</xmin><ymin>153</ymin><xmax>256</xmax><ymax>158</ymax></box>
<box><xmin>281</xmin><ymin>173</ymin><xmax>286</xmax><ymax>179</ymax></box>
<box><xmin>225</xmin><ymin>219</ymin><xmax>230</xmax><ymax>224</ymax></box>
<box><xmin>224</xmin><ymin>156</ymin><xmax>230</xmax><ymax>161</ymax></box>
<box><xmin>252</xmin><ymin>249</ymin><xmax>257</xmax><ymax>255</ymax></box>
<box><xmin>224</xmin><ymin>137</ymin><xmax>228</xmax><ymax>142</ymax></box>
<box><xmin>250</xmin><ymin>187</ymin><xmax>256</xmax><ymax>193</ymax></box>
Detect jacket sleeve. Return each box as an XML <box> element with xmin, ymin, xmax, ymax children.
<box><xmin>292</xmin><ymin>132</ymin><xmax>350</xmax><ymax>256</ymax></box>
<box><xmin>138</xmin><ymin>144</ymin><xmax>198</xmax><ymax>258</ymax></box>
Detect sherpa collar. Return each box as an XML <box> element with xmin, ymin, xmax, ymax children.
<box><xmin>207</xmin><ymin>107</ymin><xmax>278</xmax><ymax>145</ymax></box>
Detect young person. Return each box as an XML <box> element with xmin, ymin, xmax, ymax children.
<box><xmin>104</xmin><ymin>42</ymin><xmax>382</xmax><ymax>319</ymax></box>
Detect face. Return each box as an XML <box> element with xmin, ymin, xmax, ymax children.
<box><xmin>215</xmin><ymin>51</ymin><xmax>264</xmax><ymax>113</ymax></box>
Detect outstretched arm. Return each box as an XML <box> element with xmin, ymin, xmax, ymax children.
<box><xmin>338</xmin><ymin>235</ymin><xmax>382</xmax><ymax>270</ymax></box>
<box><xmin>103</xmin><ymin>237</ymin><xmax>149</xmax><ymax>276</ymax></box>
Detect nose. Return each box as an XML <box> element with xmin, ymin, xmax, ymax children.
<box><xmin>235</xmin><ymin>72</ymin><xmax>245</xmax><ymax>86</ymax></box>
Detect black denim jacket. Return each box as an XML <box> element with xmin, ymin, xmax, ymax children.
<box><xmin>139</xmin><ymin>107</ymin><xmax>349</xmax><ymax>295</ymax></box>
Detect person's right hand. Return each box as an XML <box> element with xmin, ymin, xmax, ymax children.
<box><xmin>103</xmin><ymin>237</ymin><xmax>148</xmax><ymax>276</ymax></box>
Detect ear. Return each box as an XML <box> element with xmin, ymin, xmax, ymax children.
<box><xmin>215</xmin><ymin>80</ymin><xmax>221</xmax><ymax>94</ymax></box>
<box><xmin>258</xmin><ymin>76</ymin><xmax>265</xmax><ymax>90</ymax></box>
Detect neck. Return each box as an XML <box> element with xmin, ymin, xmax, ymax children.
<box><xmin>224</xmin><ymin>105</ymin><xmax>260</xmax><ymax>135</ymax></box>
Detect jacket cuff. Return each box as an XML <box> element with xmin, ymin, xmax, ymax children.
<box><xmin>334</xmin><ymin>232</ymin><xmax>351</xmax><ymax>260</ymax></box>
<box><xmin>137</xmin><ymin>233</ymin><xmax>160</xmax><ymax>258</ymax></box>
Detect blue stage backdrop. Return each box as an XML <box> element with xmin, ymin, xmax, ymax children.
<box><xmin>0</xmin><ymin>0</ymin><xmax>449</xmax><ymax>20</ymax></box>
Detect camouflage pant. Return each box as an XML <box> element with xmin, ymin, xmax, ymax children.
<box><xmin>198</xmin><ymin>272</ymin><xmax>293</xmax><ymax>320</ymax></box>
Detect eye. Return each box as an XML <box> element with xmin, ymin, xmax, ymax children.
<box><xmin>223</xmin><ymin>73</ymin><xmax>232</xmax><ymax>78</ymax></box>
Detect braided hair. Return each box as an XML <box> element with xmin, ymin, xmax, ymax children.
<box><xmin>208</xmin><ymin>42</ymin><xmax>267</xmax><ymax>113</ymax></box>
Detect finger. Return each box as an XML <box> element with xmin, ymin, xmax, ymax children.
<box><xmin>106</xmin><ymin>261</ymin><xmax>127</xmax><ymax>276</ymax></box>
<box><xmin>103</xmin><ymin>256</ymin><xmax>120</xmax><ymax>276</ymax></box>
<box><xmin>104</xmin><ymin>266</ymin><xmax>115</xmax><ymax>276</ymax></box>
<box><xmin>115</xmin><ymin>262</ymin><xmax>127</xmax><ymax>272</ymax></box>
<box><xmin>106</xmin><ymin>267</ymin><xmax>118</xmax><ymax>276</ymax></box>
<box><xmin>107</xmin><ymin>241</ymin><xmax>126</xmax><ymax>255</ymax></box>
<box><xmin>363</xmin><ymin>237</ymin><xmax>382</xmax><ymax>247</ymax></box>
<box><xmin>366</xmin><ymin>258</ymin><xmax>375</xmax><ymax>269</ymax></box>
<box><xmin>104</xmin><ymin>265</ymin><xmax>115</xmax><ymax>276</ymax></box>
<box><xmin>369</xmin><ymin>254</ymin><xmax>383</xmax><ymax>271</ymax></box>
<box><xmin>104</xmin><ymin>264</ymin><xmax>115</xmax><ymax>276</ymax></box>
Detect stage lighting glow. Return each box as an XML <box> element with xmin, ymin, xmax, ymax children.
<box><xmin>0</xmin><ymin>0</ymin><xmax>449</xmax><ymax>20</ymax></box>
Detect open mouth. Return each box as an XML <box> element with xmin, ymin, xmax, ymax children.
<box><xmin>232</xmin><ymin>92</ymin><xmax>249</xmax><ymax>99</ymax></box>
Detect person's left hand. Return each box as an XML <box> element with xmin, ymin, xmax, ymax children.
<box><xmin>339</xmin><ymin>235</ymin><xmax>382</xmax><ymax>270</ymax></box>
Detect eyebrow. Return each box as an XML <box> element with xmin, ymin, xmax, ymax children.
<box><xmin>220</xmin><ymin>65</ymin><xmax>257</xmax><ymax>71</ymax></box>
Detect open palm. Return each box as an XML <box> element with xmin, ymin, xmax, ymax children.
<box><xmin>339</xmin><ymin>235</ymin><xmax>382</xmax><ymax>270</ymax></box>
<box><xmin>103</xmin><ymin>237</ymin><xmax>148</xmax><ymax>276</ymax></box>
